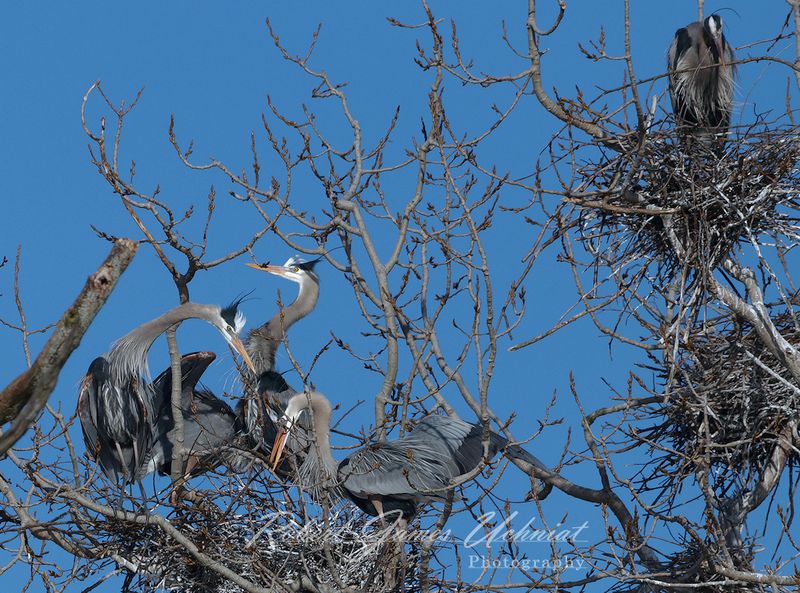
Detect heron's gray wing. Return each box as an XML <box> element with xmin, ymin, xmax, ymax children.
<box><xmin>128</xmin><ymin>380</ymin><xmax>154</xmax><ymax>482</ymax></box>
<box><xmin>408</xmin><ymin>415</ymin><xmax>506</xmax><ymax>473</ymax></box>
<box><xmin>77</xmin><ymin>358</ymin><xmax>103</xmax><ymax>455</ymax></box>
<box><xmin>78</xmin><ymin>357</ymin><xmax>145</xmax><ymax>482</ymax></box>
<box><xmin>423</xmin><ymin>414</ymin><xmax>552</xmax><ymax>500</ymax></box>
<box><xmin>416</xmin><ymin>418</ymin><xmax>552</xmax><ymax>498</ymax></box>
<box><xmin>340</xmin><ymin>415</ymin><xmax>507</xmax><ymax>500</ymax></box>
<box><xmin>668</xmin><ymin>26</ymin><xmax>694</xmax><ymax>70</ymax></box>
<box><xmin>339</xmin><ymin>441</ymin><xmax>449</xmax><ymax>500</ymax></box>
<box><xmin>151</xmin><ymin>351</ymin><xmax>217</xmax><ymax>415</ymax></box>
<box><xmin>78</xmin><ymin>357</ymin><xmax>118</xmax><ymax>481</ymax></box>
<box><xmin>668</xmin><ymin>25</ymin><xmax>699</xmax><ymax>121</ymax></box>
<box><xmin>146</xmin><ymin>352</ymin><xmax>218</xmax><ymax>476</ymax></box>
<box><xmin>182</xmin><ymin>387</ymin><xmax>237</xmax><ymax>456</ymax></box>
<box><xmin>154</xmin><ymin>387</ymin><xmax>238</xmax><ymax>477</ymax></box>
<box><xmin>716</xmin><ymin>41</ymin><xmax>736</xmax><ymax>128</ymax></box>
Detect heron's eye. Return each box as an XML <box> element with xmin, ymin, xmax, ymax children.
<box><xmin>291</xmin><ymin>266</ymin><xmax>300</xmax><ymax>273</ymax></box>
<box><xmin>226</xmin><ymin>325</ymin><xmax>234</xmax><ymax>334</ymax></box>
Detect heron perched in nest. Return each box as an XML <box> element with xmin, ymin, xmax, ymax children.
<box><xmin>230</xmin><ymin>255</ymin><xmax>321</xmax><ymax>476</ymax></box>
<box><xmin>77</xmin><ymin>301</ymin><xmax>254</xmax><ymax>485</ymax></box>
<box><xmin>668</xmin><ymin>15</ymin><xmax>735</xmax><ymax>148</ymax></box>
<box><xmin>269</xmin><ymin>390</ymin><xmax>550</xmax><ymax>522</ymax></box>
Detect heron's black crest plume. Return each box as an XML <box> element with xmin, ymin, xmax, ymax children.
<box><xmin>282</xmin><ymin>254</ymin><xmax>321</xmax><ymax>270</ymax></box>
<box><xmin>296</xmin><ymin>258</ymin><xmax>321</xmax><ymax>272</ymax></box>
<box><xmin>710</xmin><ymin>8</ymin><xmax>741</xmax><ymax>20</ymax></box>
<box><xmin>221</xmin><ymin>291</ymin><xmax>253</xmax><ymax>332</ymax></box>
<box><xmin>320</xmin><ymin>244</ymin><xmax>345</xmax><ymax>256</ymax></box>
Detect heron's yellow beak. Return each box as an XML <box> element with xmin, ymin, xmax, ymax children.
<box><xmin>245</xmin><ymin>262</ymin><xmax>286</xmax><ymax>276</ymax></box>
<box><xmin>269</xmin><ymin>426</ymin><xmax>289</xmax><ymax>471</ymax></box>
<box><xmin>231</xmin><ymin>336</ymin><xmax>256</xmax><ymax>374</ymax></box>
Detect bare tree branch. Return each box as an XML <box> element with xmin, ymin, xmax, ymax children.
<box><xmin>0</xmin><ymin>239</ymin><xmax>138</xmax><ymax>454</ymax></box>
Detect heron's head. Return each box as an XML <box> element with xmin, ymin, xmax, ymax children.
<box><xmin>245</xmin><ymin>255</ymin><xmax>320</xmax><ymax>286</ymax></box>
<box><xmin>703</xmin><ymin>15</ymin><xmax>725</xmax><ymax>63</ymax></box>
<box><xmin>217</xmin><ymin>299</ymin><xmax>256</xmax><ymax>373</ymax></box>
<box><xmin>269</xmin><ymin>391</ymin><xmax>330</xmax><ymax>470</ymax></box>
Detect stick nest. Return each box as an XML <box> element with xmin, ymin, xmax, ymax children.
<box><xmin>611</xmin><ymin>540</ymin><xmax>758</xmax><ymax>593</ymax></box>
<box><xmin>574</xmin><ymin>126</ymin><xmax>800</xmax><ymax>280</ymax></box>
<box><xmin>102</xmin><ymin>502</ymin><xmax>420</xmax><ymax>593</ymax></box>
<box><xmin>644</xmin><ymin>311</ymin><xmax>800</xmax><ymax>489</ymax></box>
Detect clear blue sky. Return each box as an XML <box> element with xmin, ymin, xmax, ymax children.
<box><xmin>1</xmin><ymin>2</ymin><xmax>796</xmax><ymax>591</ymax></box>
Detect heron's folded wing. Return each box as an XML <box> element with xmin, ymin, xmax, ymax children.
<box><xmin>77</xmin><ymin>357</ymin><xmax>106</xmax><ymax>460</ymax></box>
<box><xmin>151</xmin><ymin>351</ymin><xmax>217</xmax><ymax>416</ymax></box>
<box><xmin>339</xmin><ymin>442</ymin><xmax>452</xmax><ymax>499</ymax></box>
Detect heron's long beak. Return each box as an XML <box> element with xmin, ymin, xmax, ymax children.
<box><xmin>715</xmin><ymin>38</ymin><xmax>725</xmax><ymax>65</ymax></box>
<box><xmin>245</xmin><ymin>262</ymin><xmax>288</xmax><ymax>277</ymax></box>
<box><xmin>269</xmin><ymin>426</ymin><xmax>289</xmax><ymax>471</ymax></box>
<box><xmin>232</xmin><ymin>336</ymin><xmax>256</xmax><ymax>374</ymax></box>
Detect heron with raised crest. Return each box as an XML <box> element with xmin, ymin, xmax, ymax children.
<box><xmin>77</xmin><ymin>300</ymin><xmax>255</xmax><ymax>484</ymax></box>
<box><xmin>232</xmin><ymin>255</ymin><xmax>320</xmax><ymax>475</ymax></box>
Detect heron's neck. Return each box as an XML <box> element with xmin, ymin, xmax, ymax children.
<box><xmin>298</xmin><ymin>392</ymin><xmax>339</xmax><ymax>485</ymax></box>
<box><xmin>108</xmin><ymin>303</ymin><xmax>206</xmax><ymax>383</ymax></box>
<box><xmin>126</xmin><ymin>303</ymin><xmax>207</xmax><ymax>344</ymax></box>
<box><xmin>246</xmin><ymin>278</ymin><xmax>319</xmax><ymax>375</ymax></box>
<box><xmin>312</xmin><ymin>409</ymin><xmax>338</xmax><ymax>476</ymax></box>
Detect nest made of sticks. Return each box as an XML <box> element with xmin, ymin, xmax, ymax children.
<box><xmin>610</xmin><ymin>539</ymin><xmax>759</xmax><ymax>593</ymax></box>
<box><xmin>642</xmin><ymin>311</ymin><xmax>800</xmax><ymax>491</ymax></box>
<box><xmin>574</xmin><ymin>124</ymin><xmax>800</xmax><ymax>281</ymax></box>
<box><xmin>100</xmin><ymin>503</ymin><xmax>420</xmax><ymax>593</ymax></box>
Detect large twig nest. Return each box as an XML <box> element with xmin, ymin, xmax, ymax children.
<box><xmin>643</xmin><ymin>311</ymin><xmax>800</xmax><ymax>490</ymax></box>
<box><xmin>573</xmin><ymin>124</ymin><xmax>800</xmax><ymax>280</ymax></box>
<box><xmin>610</xmin><ymin>540</ymin><xmax>759</xmax><ymax>593</ymax></box>
<box><xmin>101</xmin><ymin>503</ymin><xmax>421</xmax><ymax>593</ymax></box>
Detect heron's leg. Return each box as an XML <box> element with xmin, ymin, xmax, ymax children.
<box><xmin>179</xmin><ymin>455</ymin><xmax>200</xmax><ymax>494</ymax></box>
<box><xmin>129</xmin><ymin>440</ymin><xmax>151</xmax><ymax>517</ymax></box>
<box><xmin>113</xmin><ymin>441</ymin><xmax>128</xmax><ymax>480</ymax></box>
<box><xmin>369</xmin><ymin>499</ymin><xmax>406</xmax><ymax>590</ymax></box>
<box><xmin>169</xmin><ymin>455</ymin><xmax>200</xmax><ymax>505</ymax></box>
<box><xmin>112</xmin><ymin>441</ymin><xmax>129</xmax><ymax>509</ymax></box>
<box><xmin>132</xmin><ymin>439</ymin><xmax>141</xmax><ymax>477</ymax></box>
<box><xmin>370</xmin><ymin>496</ymin><xmax>386</xmax><ymax>527</ymax></box>
<box><xmin>114</xmin><ymin>484</ymin><xmax>126</xmax><ymax>510</ymax></box>
<box><xmin>184</xmin><ymin>455</ymin><xmax>199</xmax><ymax>477</ymax></box>
<box><xmin>135</xmin><ymin>478</ymin><xmax>151</xmax><ymax>520</ymax></box>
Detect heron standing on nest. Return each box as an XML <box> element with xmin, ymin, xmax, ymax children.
<box><xmin>269</xmin><ymin>390</ymin><xmax>550</xmax><ymax>523</ymax></box>
<box><xmin>78</xmin><ymin>301</ymin><xmax>254</xmax><ymax>485</ymax></box>
<box><xmin>668</xmin><ymin>15</ymin><xmax>735</xmax><ymax>149</ymax></box>
<box><xmin>232</xmin><ymin>255</ymin><xmax>320</xmax><ymax>476</ymax></box>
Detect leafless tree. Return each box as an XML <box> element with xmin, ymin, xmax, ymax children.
<box><xmin>2</xmin><ymin>2</ymin><xmax>800</xmax><ymax>592</ymax></box>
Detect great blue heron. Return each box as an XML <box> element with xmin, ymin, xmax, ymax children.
<box><xmin>243</xmin><ymin>255</ymin><xmax>320</xmax><ymax>378</ymax></box>
<box><xmin>77</xmin><ymin>301</ymin><xmax>255</xmax><ymax>484</ymax></box>
<box><xmin>232</xmin><ymin>255</ymin><xmax>320</xmax><ymax>475</ymax></box>
<box><xmin>146</xmin><ymin>351</ymin><xmax>239</xmax><ymax>479</ymax></box>
<box><xmin>668</xmin><ymin>15</ymin><xmax>735</xmax><ymax>145</ymax></box>
<box><xmin>269</xmin><ymin>390</ymin><xmax>548</xmax><ymax>521</ymax></box>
